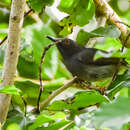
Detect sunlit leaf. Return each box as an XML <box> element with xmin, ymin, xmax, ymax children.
<box><xmin>49</xmin><ymin>91</ymin><xmax>108</xmax><ymax>110</ymax></box>
<box><xmin>28</xmin><ymin>112</ymin><xmax>66</xmax><ymax>130</ymax></box>
<box><xmin>76</xmin><ymin>29</ymin><xmax>101</xmax><ymax>46</ymax></box>
<box><xmin>58</xmin><ymin>0</ymin><xmax>95</xmax><ymax>26</ymax></box>
<box><xmin>0</xmin><ymin>85</ymin><xmax>21</xmax><ymax>95</ymax></box>
<box><xmin>6</xmin><ymin>123</ymin><xmax>21</xmax><ymax>130</ymax></box>
<box><xmin>29</xmin><ymin>0</ymin><xmax>54</xmax><ymax>13</ymax></box>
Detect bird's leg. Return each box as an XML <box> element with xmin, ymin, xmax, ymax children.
<box><xmin>106</xmin><ymin>63</ymin><xmax>120</xmax><ymax>90</ymax></box>
<box><xmin>75</xmin><ymin>78</ymin><xmax>91</xmax><ymax>89</ymax></box>
<box><xmin>75</xmin><ymin>78</ymin><xmax>102</xmax><ymax>93</ymax></box>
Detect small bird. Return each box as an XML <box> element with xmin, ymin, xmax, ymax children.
<box><xmin>46</xmin><ymin>36</ymin><xmax>127</xmax><ymax>82</ymax></box>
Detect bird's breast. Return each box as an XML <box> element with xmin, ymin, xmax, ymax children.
<box><xmin>64</xmin><ymin>58</ymin><xmax>116</xmax><ymax>81</ymax></box>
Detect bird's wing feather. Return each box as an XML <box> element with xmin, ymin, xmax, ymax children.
<box><xmin>76</xmin><ymin>48</ymin><xmax>126</xmax><ymax>66</ymax></box>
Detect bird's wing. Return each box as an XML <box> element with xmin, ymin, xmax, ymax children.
<box><xmin>76</xmin><ymin>48</ymin><xmax>126</xmax><ymax>66</ymax></box>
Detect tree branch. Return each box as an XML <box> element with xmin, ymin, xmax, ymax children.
<box><xmin>0</xmin><ymin>0</ymin><xmax>25</xmax><ymax>125</ymax></box>
<box><xmin>93</xmin><ymin>0</ymin><xmax>130</xmax><ymax>47</ymax></box>
<box><xmin>40</xmin><ymin>76</ymin><xmax>77</xmax><ymax>111</ymax></box>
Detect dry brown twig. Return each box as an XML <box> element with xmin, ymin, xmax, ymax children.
<box><xmin>36</xmin><ymin>43</ymin><xmax>55</xmax><ymax>113</ymax></box>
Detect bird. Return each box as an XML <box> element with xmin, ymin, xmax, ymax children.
<box><xmin>46</xmin><ymin>35</ymin><xmax>127</xmax><ymax>82</ymax></box>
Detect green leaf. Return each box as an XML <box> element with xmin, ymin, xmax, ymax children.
<box><xmin>14</xmin><ymin>80</ymin><xmax>48</xmax><ymax>106</ymax></box>
<box><xmin>17</xmin><ymin>55</ymin><xmax>39</xmax><ymax>79</ymax></box>
<box><xmin>95</xmin><ymin>37</ymin><xmax>122</xmax><ymax>52</ymax></box>
<box><xmin>14</xmin><ymin>79</ymin><xmax>65</xmax><ymax>106</ymax></box>
<box><xmin>6</xmin><ymin>124</ymin><xmax>21</xmax><ymax>130</ymax></box>
<box><xmin>0</xmin><ymin>85</ymin><xmax>21</xmax><ymax>95</ymax></box>
<box><xmin>93</xmin><ymin>97</ymin><xmax>130</xmax><ymax>130</ymax></box>
<box><xmin>36</xmin><ymin>120</ymin><xmax>70</xmax><ymax>130</ymax></box>
<box><xmin>51</xmin><ymin>112</ymin><xmax>66</xmax><ymax>120</ymax></box>
<box><xmin>3</xmin><ymin>109</ymin><xmax>26</xmax><ymax>130</ymax></box>
<box><xmin>24</xmin><ymin>24</ymin><xmax>58</xmax><ymax>80</ymax></box>
<box><xmin>29</xmin><ymin>0</ymin><xmax>54</xmax><ymax>13</ymax></box>
<box><xmin>107</xmin><ymin>69</ymin><xmax>130</xmax><ymax>99</ymax></box>
<box><xmin>58</xmin><ymin>0</ymin><xmax>95</xmax><ymax>26</ymax></box>
<box><xmin>28</xmin><ymin>112</ymin><xmax>65</xmax><ymax>130</ymax></box>
<box><xmin>59</xmin><ymin>25</ymin><xmax>72</xmax><ymax>36</ymax></box>
<box><xmin>49</xmin><ymin>91</ymin><xmax>108</xmax><ymax>110</ymax></box>
<box><xmin>70</xmin><ymin>91</ymin><xmax>108</xmax><ymax>110</ymax></box>
<box><xmin>70</xmin><ymin>0</ymin><xmax>95</xmax><ymax>26</ymax></box>
<box><xmin>94</xmin><ymin>48</ymin><xmax>130</xmax><ymax>61</ymax></box>
<box><xmin>58</xmin><ymin>0</ymin><xmax>80</xmax><ymax>14</ymax></box>
<box><xmin>92</xmin><ymin>25</ymin><xmax>121</xmax><ymax>38</ymax></box>
<box><xmin>76</xmin><ymin>29</ymin><xmax>101</xmax><ymax>46</ymax></box>
<box><xmin>28</xmin><ymin>114</ymin><xmax>53</xmax><ymax>130</ymax></box>
<box><xmin>49</xmin><ymin>100</ymin><xmax>70</xmax><ymax>111</ymax></box>
<box><xmin>76</xmin><ymin>25</ymin><xmax>121</xmax><ymax>46</ymax></box>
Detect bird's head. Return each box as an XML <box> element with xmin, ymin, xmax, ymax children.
<box><xmin>46</xmin><ymin>35</ymin><xmax>82</xmax><ymax>59</ymax></box>
<box><xmin>46</xmin><ymin>35</ymin><xmax>75</xmax><ymax>48</ymax></box>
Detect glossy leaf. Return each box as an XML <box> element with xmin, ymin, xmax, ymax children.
<box><xmin>36</xmin><ymin>120</ymin><xmax>70</xmax><ymax>130</ymax></box>
<box><xmin>0</xmin><ymin>85</ymin><xmax>21</xmax><ymax>95</ymax></box>
<box><xmin>28</xmin><ymin>112</ymin><xmax>65</xmax><ymax>130</ymax></box>
<box><xmin>58</xmin><ymin>0</ymin><xmax>95</xmax><ymax>26</ymax></box>
<box><xmin>58</xmin><ymin>0</ymin><xmax>80</xmax><ymax>14</ymax></box>
<box><xmin>76</xmin><ymin>29</ymin><xmax>101</xmax><ymax>46</ymax></box>
<box><xmin>93</xmin><ymin>97</ymin><xmax>130</xmax><ymax>130</ymax></box>
<box><xmin>29</xmin><ymin>0</ymin><xmax>54</xmax><ymax>13</ymax></box>
<box><xmin>76</xmin><ymin>25</ymin><xmax>121</xmax><ymax>46</ymax></box>
<box><xmin>49</xmin><ymin>91</ymin><xmax>108</xmax><ymax>110</ymax></box>
<box><xmin>6</xmin><ymin>124</ymin><xmax>21</xmax><ymax>130</ymax></box>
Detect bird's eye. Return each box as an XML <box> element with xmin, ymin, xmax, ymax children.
<box><xmin>64</xmin><ymin>39</ymin><xmax>70</xmax><ymax>45</ymax></box>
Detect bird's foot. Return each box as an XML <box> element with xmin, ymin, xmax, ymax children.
<box><xmin>98</xmin><ymin>86</ymin><xmax>106</xmax><ymax>95</ymax></box>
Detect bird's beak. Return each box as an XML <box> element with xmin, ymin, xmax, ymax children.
<box><xmin>46</xmin><ymin>35</ymin><xmax>57</xmax><ymax>42</ymax></box>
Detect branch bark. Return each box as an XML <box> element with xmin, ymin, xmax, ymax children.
<box><xmin>40</xmin><ymin>76</ymin><xmax>77</xmax><ymax>111</ymax></box>
<box><xmin>93</xmin><ymin>0</ymin><xmax>130</xmax><ymax>47</ymax></box>
<box><xmin>0</xmin><ymin>0</ymin><xmax>25</xmax><ymax>125</ymax></box>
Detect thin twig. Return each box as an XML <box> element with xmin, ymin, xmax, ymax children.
<box><xmin>36</xmin><ymin>43</ymin><xmax>55</xmax><ymax>113</ymax></box>
<box><xmin>40</xmin><ymin>76</ymin><xmax>77</xmax><ymax>111</ymax></box>
<box><xmin>0</xmin><ymin>36</ymin><xmax>8</xmax><ymax>46</ymax></box>
<box><xmin>0</xmin><ymin>9</ymin><xmax>34</xmax><ymax>46</ymax></box>
<box><xmin>24</xmin><ymin>8</ymin><xmax>34</xmax><ymax>17</ymax></box>
<box><xmin>121</xmin><ymin>32</ymin><xmax>130</xmax><ymax>52</ymax></box>
<box><xmin>106</xmin><ymin>61</ymin><xmax>120</xmax><ymax>90</ymax></box>
<box><xmin>115</xmin><ymin>21</ymin><xmax>130</xmax><ymax>28</ymax></box>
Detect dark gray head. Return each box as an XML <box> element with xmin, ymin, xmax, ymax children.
<box><xmin>46</xmin><ymin>35</ymin><xmax>82</xmax><ymax>59</ymax></box>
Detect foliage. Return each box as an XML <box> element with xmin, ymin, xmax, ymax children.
<box><xmin>0</xmin><ymin>0</ymin><xmax>130</xmax><ymax>129</ymax></box>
